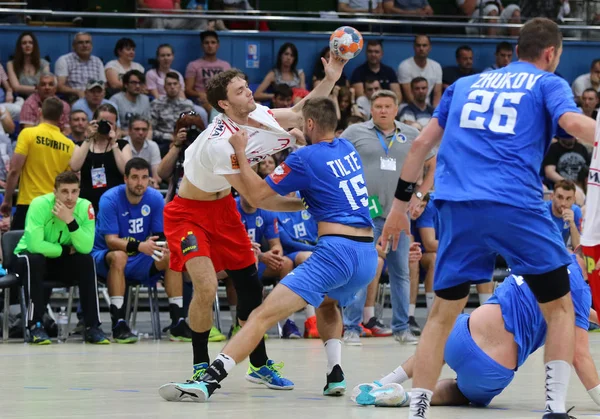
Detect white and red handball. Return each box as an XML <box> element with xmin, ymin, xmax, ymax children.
<box><xmin>329</xmin><ymin>26</ymin><xmax>364</xmax><ymax>60</ymax></box>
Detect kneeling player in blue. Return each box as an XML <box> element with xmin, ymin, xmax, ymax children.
<box><xmin>351</xmin><ymin>252</ymin><xmax>600</xmax><ymax>411</ymax></box>
<box><xmin>158</xmin><ymin>97</ymin><xmax>378</xmax><ymax>402</ymax></box>
<box><xmin>92</xmin><ymin>158</ymin><xmax>190</xmax><ymax>343</ymax></box>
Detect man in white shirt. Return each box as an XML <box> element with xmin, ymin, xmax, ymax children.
<box><xmin>357</xmin><ymin>78</ymin><xmax>381</xmax><ymax>120</ymax></box>
<box><xmin>126</xmin><ymin>116</ymin><xmax>161</xmax><ymax>187</ymax></box>
<box><xmin>572</xmin><ymin>59</ymin><xmax>600</xmax><ymax>104</ymax></box>
<box><xmin>397</xmin><ymin>35</ymin><xmax>442</xmax><ymax>107</ymax></box>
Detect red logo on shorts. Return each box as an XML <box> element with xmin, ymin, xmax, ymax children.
<box><xmin>269</xmin><ymin>162</ymin><xmax>291</xmax><ymax>184</ymax></box>
<box><xmin>88</xmin><ymin>204</ymin><xmax>95</xmax><ymax>220</ymax></box>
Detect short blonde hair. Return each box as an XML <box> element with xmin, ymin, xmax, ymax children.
<box><xmin>370</xmin><ymin>89</ymin><xmax>399</xmax><ymax>106</ymax></box>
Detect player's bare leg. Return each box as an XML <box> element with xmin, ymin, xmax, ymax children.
<box><xmin>362</xmin><ymin>256</ymin><xmax>392</xmax><ymax>337</ymax></box>
<box><xmin>161</xmin><ymin>261</ymin><xmax>190</xmax><ymax>341</ymax></box>
<box><xmin>316</xmin><ymin>297</ymin><xmax>346</xmax><ymax>396</ymax></box>
<box><xmin>476</xmin><ymin>282</ymin><xmax>494</xmax><ymax>305</ymax></box>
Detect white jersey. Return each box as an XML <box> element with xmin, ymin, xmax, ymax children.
<box><xmin>183</xmin><ymin>104</ymin><xmax>295</xmax><ymax>193</ymax></box>
<box><xmin>581</xmin><ymin>112</ymin><xmax>600</xmax><ymax>246</ymax></box>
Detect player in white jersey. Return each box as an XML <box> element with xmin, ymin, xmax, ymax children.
<box><xmin>160</xmin><ymin>57</ymin><xmax>348</xmax><ymax>398</ymax></box>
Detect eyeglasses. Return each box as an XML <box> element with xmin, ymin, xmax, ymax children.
<box><xmin>179</xmin><ymin>111</ymin><xmax>198</xmax><ymax>118</ymax></box>
<box><xmin>87</xmin><ymin>79</ymin><xmax>105</xmax><ymax>86</ymax></box>
<box><xmin>128</xmin><ymin>80</ymin><xmax>143</xmax><ymax>85</ymax></box>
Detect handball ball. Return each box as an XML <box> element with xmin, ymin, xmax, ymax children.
<box><xmin>329</xmin><ymin>26</ymin><xmax>364</xmax><ymax>60</ymax></box>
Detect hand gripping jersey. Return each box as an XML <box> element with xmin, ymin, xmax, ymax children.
<box><xmin>183</xmin><ymin>104</ymin><xmax>296</xmax><ymax>193</ymax></box>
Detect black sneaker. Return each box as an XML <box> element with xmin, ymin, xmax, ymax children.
<box><xmin>43</xmin><ymin>312</ymin><xmax>58</xmax><ymax>338</ymax></box>
<box><xmin>169</xmin><ymin>318</ymin><xmax>192</xmax><ymax>342</ymax></box>
<box><xmin>543</xmin><ymin>406</ymin><xmax>577</xmax><ymax>419</ymax></box>
<box><xmin>323</xmin><ymin>364</ymin><xmax>346</xmax><ymax>396</ymax></box>
<box><xmin>409</xmin><ymin>316</ymin><xmax>421</xmax><ymax>336</ymax></box>
<box><xmin>85</xmin><ymin>326</ymin><xmax>110</xmax><ymax>344</ymax></box>
<box><xmin>29</xmin><ymin>322</ymin><xmax>51</xmax><ymax>345</ymax></box>
<box><xmin>112</xmin><ymin>320</ymin><xmax>138</xmax><ymax>344</ymax></box>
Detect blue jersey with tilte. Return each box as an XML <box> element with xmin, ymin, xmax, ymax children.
<box><xmin>266</xmin><ymin>138</ymin><xmax>373</xmax><ymax>228</ymax></box>
<box><xmin>433</xmin><ymin>61</ymin><xmax>580</xmax><ymax>208</ymax></box>
<box><xmin>485</xmin><ymin>255</ymin><xmax>590</xmax><ymax>368</ymax></box>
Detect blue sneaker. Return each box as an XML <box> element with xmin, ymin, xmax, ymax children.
<box><xmin>282</xmin><ymin>319</ymin><xmax>301</xmax><ymax>339</ymax></box>
<box><xmin>29</xmin><ymin>322</ymin><xmax>51</xmax><ymax>345</ymax></box>
<box><xmin>158</xmin><ymin>379</ymin><xmax>211</xmax><ymax>402</ymax></box>
<box><xmin>356</xmin><ymin>383</ymin><xmax>409</xmax><ymax>407</ymax></box>
<box><xmin>84</xmin><ymin>326</ymin><xmax>110</xmax><ymax>345</ymax></box>
<box><xmin>323</xmin><ymin>364</ymin><xmax>346</xmax><ymax>396</ymax></box>
<box><xmin>245</xmin><ymin>360</ymin><xmax>294</xmax><ymax>390</ymax></box>
<box><xmin>351</xmin><ymin>381</ymin><xmax>382</xmax><ymax>403</ymax></box>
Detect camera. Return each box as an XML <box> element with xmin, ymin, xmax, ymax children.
<box><xmin>98</xmin><ymin>120</ymin><xmax>111</xmax><ymax>135</ymax></box>
<box><xmin>185</xmin><ymin>125</ymin><xmax>201</xmax><ymax>148</ymax></box>
<box><xmin>175</xmin><ymin>111</ymin><xmax>205</xmax><ymax>150</ymax></box>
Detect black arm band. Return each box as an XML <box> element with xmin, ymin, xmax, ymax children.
<box><xmin>126</xmin><ymin>241</ymin><xmax>140</xmax><ymax>254</ymax></box>
<box><xmin>395</xmin><ymin>178</ymin><xmax>417</xmax><ymax>202</ymax></box>
<box><xmin>67</xmin><ymin>219</ymin><xmax>79</xmax><ymax>232</ymax></box>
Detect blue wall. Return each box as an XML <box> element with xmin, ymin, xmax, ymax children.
<box><xmin>1</xmin><ymin>26</ymin><xmax>598</xmax><ymax>86</ymax></box>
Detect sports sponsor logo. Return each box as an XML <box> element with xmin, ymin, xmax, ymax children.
<box><xmin>88</xmin><ymin>204</ymin><xmax>95</xmax><ymax>220</ymax></box>
<box><xmin>209</xmin><ymin>121</ymin><xmax>226</xmax><ymax>139</ymax></box>
<box><xmin>269</xmin><ymin>162</ymin><xmax>291</xmax><ymax>184</ymax></box>
<box><xmin>230</xmin><ymin>154</ymin><xmax>240</xmax><ymax>169</ymax></box>
<box><xmin>141</xmin><ymin>204</ymin><xmax>151</xmax><ymax>216</ymax></box>
<box><xmin>181</xmin><ymin>231</ymin><xmax>199</xmax><ymax>255</ymax></box>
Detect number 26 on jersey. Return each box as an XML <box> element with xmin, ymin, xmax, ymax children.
<box><xmin>459</xmin><ymin>90</ymin><xmax>525</xmax><ymax>134</ymax></box>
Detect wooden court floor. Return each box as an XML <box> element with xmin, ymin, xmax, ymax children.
<box><xmin>1</xmin><ymin>315</ymin><xmax>600</xmax><ymax>419</ymax></box>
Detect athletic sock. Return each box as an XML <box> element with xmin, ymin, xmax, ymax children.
<box><xmin>409</xmin><ymin>304</ymin><xmax>416</xmax><ymax>317</ymax></box>
<box><xmin>324</xmin><ymin>339</ymin><xmax>342</xmax><ymax>374</ymax></box>
<box><xmin>425</xmin><ymin>293</ymin><xmax>435</xmax><ymax>315</ymax></box>
<box><xmin>202</xmin><ymin>354</ymin><xmax>235</xmax><ymax>395</ymax></box>
<box><xmin>305</xmin><ymin>305</ymin><xmax>316</xmax><ymax>318</ymax></box>
<box><xmin>478</xmin><ymin>293</ymin><xmax>492</xmax><ymax>306</ymax></box>
<box><xmin>287</xmin><ymin>311</ymin><xmax>295</xmax><ymax>322</ymax></box>
<box><xmin>191</xmin><ymin>329</ymin><xmax>211</xmax><ymax>365</ymax></box>
<box><xmin>215</xmin><ymin>353</ymin><xmax>236</xmax><ymax>374</ymax></box>
<box><xmin>110</xmin><ymin>296</ymin><xmax>124</xmax><ymax>309</ymax></box>
<box><xmin>409</xmin><ymin>388</ymin><xmax>433</xmax><ymax>419</ymax></box>
<box><xmin>379</xmin><ymin>365</ymin><xmax>409</xmax><ymax>385</ymax></box>
<box><xmin>363</xmin><ymin>306</ymin><xmax>375</xmax><ymax>324</ymax></box>
<box><xmin>168</xmin><ymin>296</ymin><xmax>184</xmax><ymax>323</ymax></box>
<box><xmin>545</xmin><ymin>360</ymin><xmax>571</xmax><ymax>414</ymax></box>
<box><xmin>249</xmin><ymin>337</ymin><xmax>269</xmax><ymax>367</ymax></box>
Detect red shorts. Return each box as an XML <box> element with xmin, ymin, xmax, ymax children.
<box><xmin>164</xmin><ymin>194</ymin><xmax>256</xmax><ymax>273</ymax></box>
<box><xmin>582</xmin><ymin>244</ymin><xmax>600</xmax><ymax>310</ymax></box>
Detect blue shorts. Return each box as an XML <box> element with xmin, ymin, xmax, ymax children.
<box><xmin>258</xmin><ymin>261</ymin><xmax>267</xmax><ymax>279</ymax></box>
<box><xmin>287</xmin><ymin>251</ymin><xmax>301</xmax><ymax>266</ymax></box>
<box><xmin>444</xmin><ymin>314</ymin><xmax>515</xmax><ymax>406</ymax></box>
<box><xmin>280</xmin><ymin>235</ymin><xmax>378</xmax><ymax>308</ymax></box>
<box><xmin>434</xmin><ymin>200</ymin><xmax>571</xmax><ymax>291</ymax></box>
<box><xmin>92</xmin><ymin>250</ymin><xmax>161</xmax><ymax>286</ymax></box>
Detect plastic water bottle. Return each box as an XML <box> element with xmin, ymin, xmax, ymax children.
<box><xmin>57</xmin><ymin>307</ymin><xmax>68</xmax><ymax>343</ymax></box>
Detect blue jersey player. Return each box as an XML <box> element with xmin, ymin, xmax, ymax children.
<box><xmin>276</xmin><ymin>192</ymin><xmax>319</xmax><ymax>266</ymax></box>
<box><xmin>352</xmin><ymin>253</ymin><xmax>600</xmax><ymax>411</ymax></box>
<box><xmin>381</xmin><ymin>19</ymin><xmax>597</xmax><ymax>419</ymax></box>
<box><xmin>158</xmin><ymin>97</ymin><xmax>378</xmax><ymax>402</ymax></box>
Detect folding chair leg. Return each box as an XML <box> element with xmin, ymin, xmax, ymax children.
<box><xmin>19</xmin><ymin>286</ymin><xmax>27</xmax><ymax>342</ymax></box>
<box><xmin>101</xmin><ymin>288</ymin><xmax>111</xmax><ymax>309</ymax></box>
<box><xmin>131</xmin><ymin>285</ymin><xmax>140</xmax><ymax>329</ymax></box>
<box><xmin>3</xmin><ymin>288</ymin><xmax>10</xmax><ymax>342</ymax></box>
<box><xmin>277</xmin><ymin>321</ymin><xmax>283</xmax><ymax>338</ymax></box>
<box><xmin>65</xmin><ymin>287</ymin><xmax>74</xmax><ymax>339</ymax></box>
<box><xmin>213</xmin><ymin>293</ymin><xmax>221</xmax><ymax>332</ymax></box>
<box><xmin>125</xmin><ymin>286</ymin><xmax>133</xmax><ymax>323</ymax></box>
<box><xmin>151</xmin><ymin>286</ymin><xmax>161</xmax><ymax>340</ymax></box>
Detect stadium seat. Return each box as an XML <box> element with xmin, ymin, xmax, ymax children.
<box><xmin>0</xmin><ymin>230</ymin><xmax>27</xmax><ymax>342</ymax></box>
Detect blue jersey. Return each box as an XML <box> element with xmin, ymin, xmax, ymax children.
<box><xmin>545</xmin><ymin>201</ymin><xmax>582</xmax><ymax>244</ymax></box>
<box><xmin>485</xmin><ymin>255</ymin><xmax>590</xmax><ymax>368</ymax></box>
<box><xmin>265</xmin><ymin>138</ymin><xmax>373</xmax><ymax>229</ymax></box>
<box><xmin>277</xmin><ymin>202</ymin><xmax>319</xmax><ymax>253</ymax></box>
<box><xmin>433</xmin><ymin>61</ymin><xmax>580</xmax><ymax>208</ymax></box>
<box><xmin>93</xmin><ymin>185</ymin><xmax>165</xmax><ymax>252</ymax></box>
<box><xmin>411</xmin><ymin>198</ymin><xmax>438</xmax><ymax>246</ymax></box>
<box><xmin>235</xmin><ymin>197</ymin><xmax>279</xmax><ymax>244</ymax></box>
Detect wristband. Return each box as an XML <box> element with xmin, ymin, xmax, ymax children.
<box><xmin>126</xmin><ymin>241</ymin><xmax>140</xmax><ymax>254</ymax></box>
<box><xmin>395</xmin><ymin>178</ymin><xmax>417</xmax><ymax>202</ymax></box>
<box><xmin>588</xmin><ymin>384</ymin><xmax>600</xmax><ymax>406</ymax></box>
<box><xmin>67</xmin><ymin>219</ymin><xmax>79</xmax><ymax>232</ymax></box>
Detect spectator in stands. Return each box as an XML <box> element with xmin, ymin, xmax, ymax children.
<box><xmin>484</xmin><ymin>41</ymin><xmax>513</xmax><ymax>72</ymax></box>
<box><xmin>109</xmin><ymin>70</ymin><xmax>151</xmax><ymax>133</ymax></box>
<box><xmin>397</xmin><ymin>35</ymin><xmax>442</xmax><ymax>107</ymax></box>
<box><xmin>1</xmin><ymin>97</ymin><xmax>75</xmax><ymax>230</ymax></box>
<box><xmin>105</xmin><ymin>38</ymin><xmax>146</xmax><ymax>93</ymax></box>
<box><xmin>312</xmin><ymin>47</ymin><xmax>349</xmax><ymax>89</ymax></box>
<box><xmin>14</xmin><ymin>171</ymin><xmax>109</xmax><ymax>345</ymax></box>
<box><xmin>72</xmin><ymin>80</ymin><xmax>119</xmax><ymax>125</ymax></box>
<box><xmin>458</xmin><ymin>0</ymin><xmax>520</xmax><ymax>36</ymax></box>
<box><xmin>151</xmin><ymin>72</ymin><xmax>195</xmax><ymax>156</ymax></box>
<box><xmin>0</xmin><ymin>104</ymin><xmax>15</xmax><ymax>142</ymax></box>
<box><xmin>340</xmin><ymin>90</ymin><xmax>436</xmax><ymax>345</ymax></box>
<box><xmin>69</xmin><ymin>104</ymin><xmax>132</xmax><ymax>214</ymax></box>
<box><xmin>351</xmin><ymin>40</ymin><xmax>401</xmax><ymax>100</ymax></box>
<box><xmin>580</xmin><ymin>88</ymin><xmax>599</xmax><ymax>119</ymax></box>
<box><xmin>543</xmin><ymin>128</ymin><xmax>590</xmax><ymax>185</ymax></box>
<box><xmin>398</xmin><ymin>77</ymin><xmax>434</xmax><ymax>130</ymax></box>
<box><xmin>271</xmin><ymin>84</ymin><xmax>293</xmax><ymax>109</ymax></box>
<box><xmin>55</xmin><ymin>32</ymin><xmax>106</xmax><ymax>101</ymax></box>
<box><xmin>257</xmin><ymin>155</ymin><xmax>277</xmax><ymax>178</ymax></box>
<box><xmin>338</xmin><ymin>0</ymin><xmax>383</xmax><ymax>13</ymax></box>
<box><xmin>92</xmin><ymin>157</ymin><xmax>191</xmax><ymax>343</ymax></box>
<box><xmin>520</xmin><ymin>0</ymin><xmax>569</xmax><ymax>20</ymax></box>
<box><xmin>0</xmin><ymin>62</ymin><xmax>23</xmax><ymax>121</ymax></box>
<box><xmin>6</xmin><ymin>32</ymin><xmax>50</xmax><ymax>98</ymax></box>
<box><xmin>382</xmin><ymin>0</ymin><xmax>433</xmax><ymax>15</ymax></box>
<box><xmin>68</xmin><ymin>110</ymin><xmax>88</xmax><ymax>145</ymax></box>
<box><xmin>217</xmin><ymin>0</ymin><xmax>269</xmax><ymax>31</ymax></box>
<box><xmin>138</xmin><ymin>0</ymin><xmax>209</xmax><ymax>30</ymax></box>
<box><xmin>19</xmin><ymin>72</ymin><xmax>71</xmax><ymax>133</ymax></box>
<box><xmin>572</xmin><ymin>59</ymin><xmax>600</xmax><ymax>104</ymax></box>
<box><xmin>255</xmin><ymin>43</ymin><xmax>307</xmax><ymax>104</ymax></box>
<box><xmin>547</xmin><ymin>179</ymin><xmax>582</xmax><ymax>249</ymax></box>
<box><xmin>185</xmin><ymin>31</ymin><xmax>230</xmax><ymax>120</ymax></box>
<box><xmin>0</xmin><ymin>128</ymin><xmax>12</xmax><ymax>188</ymax></box>
<box><xmin>125</xmin><ymin>116</ymin><xmax>161</xmax><ymax>187</ymax></box>
<box><xmin>146</xmin><ymin>44</ymin><xmax>186</xmax><ymax>100</ymax></box>
<box><xmin>331</xmin><ymin>86</ymin><xmax>361</xmax><ymax>126</ymax></box>
<box><xmin>356</xmin><ymin>78</ymin><xmax>381</xmax><ymax>119</ymax></box>
<box><xmin>442</xmin><ymin>45</ymin><xmax>479</xmax><ymax>89</ymax></box>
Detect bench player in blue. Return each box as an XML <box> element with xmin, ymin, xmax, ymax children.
<box><xmin>158</xmin><ymin>97</ymin><xmax>378</xmax><ymax>402</ymax></box>
<box><xmin>380</xmin><ymin>18</ymin><xmax>597</xmax><ymax>419</ymax></box>
<box><xmin>352</xmin><ymin>252</ymin><xmax>600</xmax><ymax>411</ymax></box>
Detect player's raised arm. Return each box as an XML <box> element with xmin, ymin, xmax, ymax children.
<box><xmin>271</xmin><ymin>55</ymin><xmax>347</xmax><ymax>130</ymax></box>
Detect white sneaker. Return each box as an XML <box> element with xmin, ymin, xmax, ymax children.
<box><xmin>367</xmin><ymin>383</ymin><xmax>410</xmax><ymax>407</ymax></box>
<box><xmin>351</xmin><ymin>381</ymin><xmax>382</xmax><ymax>403</ymax></box>
<box><xmin>343</xmin><ymin>329</ymin><xmax>361</xmax><ymax>346</ymax></box>
<box><xmin>394</xmin><ymin>329</ymin><xmax>419</xmax><ymax>345</ymax></box>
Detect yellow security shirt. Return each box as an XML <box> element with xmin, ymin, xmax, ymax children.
<box><xmin>15</xmin><ymin>122</ymin><xmax>75</xmax><ymax>205</ymax></box>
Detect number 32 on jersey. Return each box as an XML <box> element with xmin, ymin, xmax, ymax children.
<box><xmin>459</xmin><ymin>89</ymin><xmax>525</xmax><ymax>134</ymax></box>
